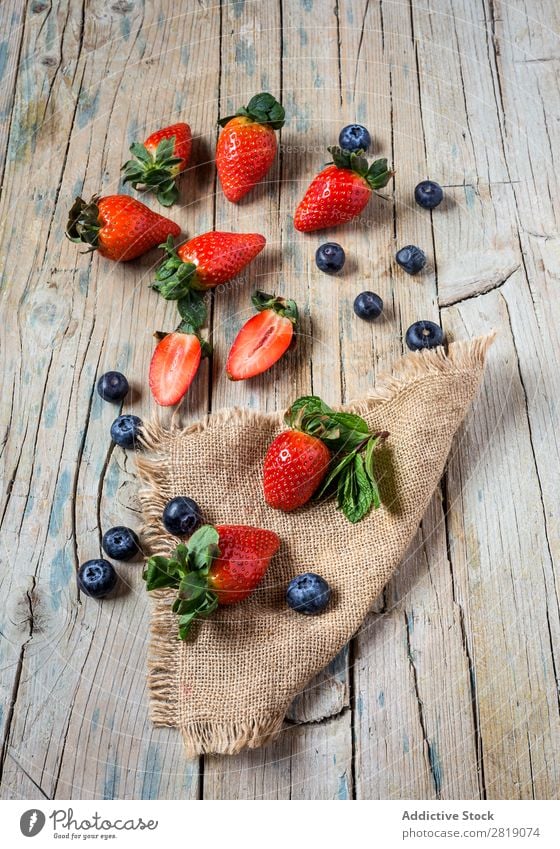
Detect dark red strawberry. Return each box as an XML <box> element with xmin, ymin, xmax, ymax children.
<box><xmin>143</xmin><ymin>524</ymin><xmax>280</xmax><ymax>639</ymax></box>
<box><xmin>216</xmin><ymin>92</ymin><xmax>285</xmax><ymax>202</ymax></box>
<box><xmin>66</xmin><ymin>195</ymin><xmax>180</xmax><ymax>261</ymax></box>
<box><xmin>226</xmin><ymin>291</ymin><xmax>298</xmax><ymax>381</ymax></box>
<box><xmin>294</xmin><ymin>147</ymin><xmax>394</xmax><ymax>232</ymax></box>
<box><xmin>152</xmin><ymin>232</ymin><xmax>266</xmax><ymax>300</ymax></box>
<box><xmin>149</xmin><ymin>329</ymin><xmax>207</xmax><ymax>407</ymax></box>
<box><xmin>122</xmin><ymin>122</ymin><xmax>192</xmax><ymax>206</ymax></box>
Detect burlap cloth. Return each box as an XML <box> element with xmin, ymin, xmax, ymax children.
<box><xmin>137</xmin><ymin>334</ymin><xmax>494</xmax><ymax>757</ymax></box>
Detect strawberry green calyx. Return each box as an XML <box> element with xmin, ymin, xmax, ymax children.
<box><xmin>285</xmin><ymin>395</ymin><xmax>389</xmax><ymax>523</ymax></box>
<box><xmin>66</xmin><ymin>196</ymin><xmax>102</xmax><ymax>251</ymax></box>
<box><xmin>327</xmin><ymin>146</ymin><xmax>394</xmax><ymax>190</ymax></box>
<box><xmin>152</xmin><ymin>235</ymin><xmax>198</xmax><ymax>300</ymax></box>
<box><xmin>143</xmin><ymin>525</ymin><xmax>220</xmax><ymax>640</ymax></box>
<box><xmin>251</xmin><ymin>290</ymin><xmax>298</xmax><ymax>324</ymax></box>
<box><xmin>122</xmin><ymin>137</ymin><xmax>183</xmax><ymax>207</ymax></box>
<box><xmin>218</xmin><ymin>92</ymin><xmax>285</xmax><ymax>130</ymax></box>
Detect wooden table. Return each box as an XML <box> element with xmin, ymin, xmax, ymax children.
<box><xmin>1</xmin><ymin>0</ymin><xmax>559</xmax><ymax>801</ymax></box>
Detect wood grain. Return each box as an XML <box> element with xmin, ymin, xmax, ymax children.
<box><xmin>1</xmin><ymin>0</ymin><xmax>559</xmax><ymax>800</ymax></box>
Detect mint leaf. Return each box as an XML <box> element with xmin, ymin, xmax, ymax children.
<box><xmin>341</xmin><ymin>454</ymin><xmax>374</xmax><ymax>523</ymax></box>
<box><xmin>187</xmin><ymin>525</ymin><xmax>220</xmax><ymax>571</ymax></box>
<box><xmin>179</xmin><ymin>571</ymin><xmax>207</xmax><ymax>602</ymax></box>
<box><xmin>364</xmin><ymin>436</ymin><xmax>381</xmax><ymax>509</ymax></box>
<box><xmin>178</xmin><ymin>290</ymin><xmax>207</xmax><ymax>330</ymax></box>
<box><xmin>143</xmin><ymin>555</ymin><xmax>182</xmax><ymax>591</ymax></box>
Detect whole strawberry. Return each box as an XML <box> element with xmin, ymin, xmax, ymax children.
<box><xmin>143</xmin><ymin>524</ymin><xmax>280</xmax><ymax>638</ymax></box>
<box><xmin>216</xmin><ymin>92</ymin><xmax>285</xmax><ymax>202</ymax></box>
<box><xmin>152</xmin><ymin>231</ymin><xmax>265</xmax><ymax>299</ymax></box>
<box><xmin>294</xmin><ymin>147</ymin><xmax>394</xmax><ymax>232</ymax></box>
<box><xmin>264</xmin><ymin>430</ymin><xmax>331</xmax><ymax>511</ymax></box>
<box><xmin>264</xmin><ymin>396</ymin><xmax>388</xmax><ymax>522</ymax></box>
<box><xmin>122</xmin><ymin>122</ymin><xmax>192</xmax><ymax>206</ymax></box>
<box><xmin>66</xmin><ymin>195</ymin><xmax>180</xmax><ymax>261</ymax></box>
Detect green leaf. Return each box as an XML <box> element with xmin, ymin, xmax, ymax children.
<box><xmin>177</xmin><ymin>290</ymin><xmax>207</xmax><ymax>330</ymax></box>
<box><xmin>187</xmin><ymin>524</ymin><xmax>220</xmax><ymax>571</ymax></box>
<box><xmin>341</xmin><ymin>454</ymin><xmax>374</xmax><ymax>524</ymax></box>
<box><xmin>129</xmin><ymin>142</ymin><xmax>152</xmax><ymax>162</ymax></box>
<box><xmin>179</xmin><ymin>571</ymin><xmax>207</xmax><ymax>602</ymax></box>
<box><xmin>155</xmin><ymin>136</ymin><xmax>176</xmax><ymax>161</ymax></box>
<box><xmin>143</xmin><ymin>555</ymin><xmax>182</xmax><ymax>591</ymax></box>
<box><xmin>364</xmin><ymin>436</ymin><xmax>382</xmax><ymax>509</ymax></box>
<box><xmin>315</xmin><ymin>450</ymin><xmax>356</xmax><ymax>499</ymax></box>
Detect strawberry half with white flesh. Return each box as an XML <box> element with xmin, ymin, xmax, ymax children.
<box><xmin>148</xmin><ymin>290</ymin><xmax>211</xmax><ymax>407</ymax></box>
<box><xmin>226</xmin><ymin>291</ymin><xmax>298</xmax><ymax>381</ymax></box>
<box><xmin>122</xmin><ymin>122</ymin><xmax>192</xmax><ymax>206</ymax></box>
<box><xmin>143</xmin><ymin>524</ymin><xmax>280</xmax><ymax>639</ymax></box>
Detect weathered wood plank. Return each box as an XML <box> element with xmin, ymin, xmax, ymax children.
<box><xmin>203</xmin><ymin>0</ymin><xmax>354</xmax><ymax>798</ymax></box>
<box><xmin>0</xmin><ymin>0</ymin><xmax>226</xmax><ymax>800</ymax></box>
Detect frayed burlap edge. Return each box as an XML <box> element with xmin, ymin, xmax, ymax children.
<box><xmin>136</xmin><ymin>333</ymin><xmax>496</xmax><ymax>753</ymax></box>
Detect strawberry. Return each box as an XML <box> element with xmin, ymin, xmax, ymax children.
<box><xmin>149</xmin><ymin>329</ymin><xmax>207</xmax><ymax>407</ymax></box>
<box><xmin>226</xmin><ymin>291</ymin><xmax>298</xmax><ymax>381</ymax></box>
<box><xmin>263</xmin><ymin>430</ymin><xmax>331</xmax><ymax>512</ymax></box>
<box><xmin>66</xmin><ymin>195</ymin><xmax>180</xmax><ymax>261</ymax></box>
<box><xmin>143</xmin><ymin>524</ymin><xmax>280</xmax><ymax>639</ymax></box>
<box><xmin>216</xmin><ymin>92</ymin><xmax>285</xmax><ymax>202</ymax></box>
<box><xmin>294</xmin><ymin>147</ymin><xmax>394</xmax><ymax>232</ymax></box>
<box><xmin>209</xmin><ymin>525</ymin><xmax>280</xmax><ymax>605</ymax></box>
<box><xmin>263</xmin><ymin>396</ymin><xmax>388</xmax><ymax>521</ymax></box>
<box><xmin>152</xmin><ymin>231</ymin><xmax>265</xmax><ymax>299</ymax></box>
<box><xmin>122</xmin><ymin>122</ymin><xmax>192</xmax><ymax>206</ymax></box>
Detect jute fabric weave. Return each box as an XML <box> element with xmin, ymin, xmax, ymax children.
<box><xmin>137</xmin><ymin>335</ymin><xmax>494</xmax><ymax>757</ymax></box>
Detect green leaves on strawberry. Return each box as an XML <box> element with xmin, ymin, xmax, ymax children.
<box><xmin>143</xmin><ymin>525</ymin><xmax>221</xmax><ymax>639</ymax></box>
<box><xmin>218</xmin><ymin>92</ymin><xmax>285</xmax><ymax>130</ymax></box>
<box><xmin>122</xmin><ymin>123</ymin><xmax>192</xmax><ymax>206</ymax></box>
<box><xmin>285</xmin><ymin>396</ymin><xmax>388</xmax><ymax>523</ymax></box>
<box><xmin>327</xmin><ymin>146</ymin><xmax>394</xmax><ymax>191</ymax></box>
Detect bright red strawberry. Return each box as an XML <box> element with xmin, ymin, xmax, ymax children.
<box><xmin>294</xmin><ymin>147</ymin><xmax>394</xmax><ymax>232</ymax></box>
<box><xmin>216</xmin><ymin>92</ymin><xmax>285</xmax><ymax>202</ymax></box>
<box><xmin>226</xmin><ymin>291</ymin><xmax>298</xmax><ymax>381</ymax></box>
<box><xmin>209</xmin><ymin>525</ymin><xmax>280</xmax><ymax>605</ymax></box>
<box><xmin>149</xmin><ymin>329</ymin><xmax>207</xmax><ymax>406</ymax></box>
<box><xmin>152</xmin><ymin>231</ymin><xmax>265</xmax><ymax>299</ymax></box>
<box><xmin>122</xmin><ymin>122</ymin><xmax>192</xmax><ymax>206</ymax></box>
<box><xmin>66</xmin><ymin>195</ymin><xmax>180</xmax><ymax>261</ymax></box>
<box><xmin>143</xmin><ymin>524</ymin><xmax>280</xmax><ymax>638</ymax></box>
<box><xmin>263</xmin><ymin>431</ymin><xmax>331</xmax><ymax>511</ymax></box>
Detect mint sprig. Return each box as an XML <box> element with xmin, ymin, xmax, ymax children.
<box><xmin>143</xmin><ymin>525</ymin><xmax>220</xmax><ymax>640</ymax></box>
<box><xmin>286</xmin><ymin>396</ymin><xmax>388</xmax><ymax>523</ymax></box>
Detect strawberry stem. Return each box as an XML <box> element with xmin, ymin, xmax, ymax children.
<box><xmin>327</xmin><ymin>146</ymin><xmax>395</xmax><ymax>190</ymax></box>
<box><xmin>218</xmin><ymin>92</ymin><xmax>285</xmax><ymax>129</ymax></box>
<box><xmin>65</xmin><ymin>196</ymin><xmax>102</xmax><ymax>251</ymax></box>
<box><xmin>122</xmin><ymin>136</ymin><xmax>183</xmax><ymax>207</ymax></box>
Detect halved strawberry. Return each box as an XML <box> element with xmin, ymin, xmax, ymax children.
<box><xmin>226</xmin><ymin>291</ymin><xmax>298</xmax><ymax>381</ymax></box>
<box><xmin>149</xmin><ymin>329</ymin><xmax>206</xmax><ymax>406</ymax></box>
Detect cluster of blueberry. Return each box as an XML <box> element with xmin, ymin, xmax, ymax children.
<box><xmin>316</xmin><ymin>124</ymin><xmax>445</xmax><ymax>352</ymax></box>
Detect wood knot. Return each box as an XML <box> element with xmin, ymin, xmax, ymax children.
<box><xmin>41</xmin><ymin>55</ymin><xmax>58</xmax><ymax>68</ymax></box>
<box><xmin>32</xmin><ymin>1</ymin><xmax>49</xmax><ymax>12</ymax></box>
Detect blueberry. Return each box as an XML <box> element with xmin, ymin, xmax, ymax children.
<box><xmin>97</xmin><ymin>371</ymin><xmax>129</xmax><ymax>402</ymax></box>
<box><xmin>286</xmin><ymin>573</ymin><xmax>332</xmax><ymax>615</ymax></box>
<box><xmin>110</xmin><ymin>414</ymin><xmax>142</xmax><ymax>448</ymax></box>
<box><xmin>315</xmin><ymin>242</ymin><xmax>345</xmax><ymax>274</ymax></box>
<box><xmin>395</xmin><ymin>245</ymin><xmax>427</xmax><ymax>275</ymax></box>
<box><xmin>414</xmin><ymin>180</ymin><xmax>444</xmax><ymax>210</ymax></box>
<box><xmin>405</xmin><ymin>320</ymin><xmax>445</xmax><ymax>351</ymax></box>
<box><xmin>353</xmin><ymin>291</ymin><xmax>383</xmax><ymax>321</ymax></box>
<box><xmin>78</xmin><ymin>559</ymin><xmax>118</xmax><ymax>598</ymax></box>
<box><xmin>338</xmin><ymin>124</ymin><xmax>371</xmax><ymax>153</ymax></box>
<box><xmin>102</xmin><ymin>526</ymin><xmax>141</xmax><ymax>561</ymax></box>
<box><xmin>162</xmin><ymin>496</ymin><xmax>203</xmax><ymax>536</ymax></box>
